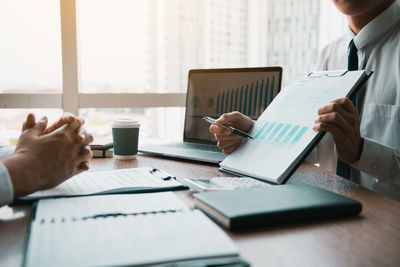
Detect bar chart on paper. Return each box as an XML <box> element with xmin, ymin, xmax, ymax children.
<box><xmin>219</xmin><ymin>116</ymin><xmax>317</xmax><ymax>183</ymax></box>
<box><xmin>219</xmin><ymin>70</ymin><xmax>371</xmax><ymax>184</ymax></box>
<box><xmin>247</xmin><ymin>119</ymin><xmax>315</xmax><ymax>166</ymax></box>
<box><xmin>253</xmin><ymin>121</ymin><xmax>309</xmax><ymax>145</ymax></box>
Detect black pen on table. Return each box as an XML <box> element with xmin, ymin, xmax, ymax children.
<box><xmin>203</xmin><ymin>116</ymin><xmax>254</xmax><ymax>139</ymax></box>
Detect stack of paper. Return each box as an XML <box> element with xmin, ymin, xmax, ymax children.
<box><xmin>25</xmin><ymin>193</ymin><xmax>242</xmax><ymax>267</ymax></box>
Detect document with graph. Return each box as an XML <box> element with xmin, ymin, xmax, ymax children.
<box><xmin>220</xmin><ymin>70</ymin><xmax>372</xmax><ymax>184</ymax></box>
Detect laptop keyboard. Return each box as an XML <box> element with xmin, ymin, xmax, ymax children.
<box><xmin>181</xmin><ymin>143</ymin><xmax>222</xmax><ymax>153</ymax></box>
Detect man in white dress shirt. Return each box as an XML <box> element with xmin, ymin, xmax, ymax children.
<box><xmin>210</xmin><ymin>0</ymin><xmax>400</xmax><ymax>200</ymax></box>
<box><xmin>0</xmin><ymin>113</ymin><xmax>93</xmax><ymax>206</ymax></box>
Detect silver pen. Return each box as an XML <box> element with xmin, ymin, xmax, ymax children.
<box><xmin>203</xmin><ymin>116</ymin><xmax>254</xmax><ymax>139</ymax></box>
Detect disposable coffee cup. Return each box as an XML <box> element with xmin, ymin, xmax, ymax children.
<box><xmin>111</xmin><ymin>118</ymin><xmax>140</xmax><ymax>160</ymax></box>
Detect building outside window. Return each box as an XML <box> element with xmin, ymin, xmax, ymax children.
<box><xmin>0</xmin><ymin>0</ymin><xmax>346</xmax><ymax>145</ymax></box>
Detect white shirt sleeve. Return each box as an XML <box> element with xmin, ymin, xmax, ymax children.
<box><xmin>351</xmin><ymin>137</ymin><xmax>400</xmax><ymax>189</ymax></box>
<box><xmin>0</xmin><ymin>162</ymin><xmax>14</xmax><ymax>206</ymax></box>
<box><xmin>0</xmin><ymin>145</ymin><xmax>15</xmax><ymax>160</ymax></box>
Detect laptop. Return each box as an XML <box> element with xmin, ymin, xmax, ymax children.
<box><xmin>139</xmin><ymin>67</ymin><xmax>282</xmax><ymax>163</ymax></box>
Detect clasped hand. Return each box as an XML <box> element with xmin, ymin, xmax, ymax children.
<box><xmin>10</xmin><ymin>113</ymin><xmax>93</xmax><ymax>197</ymax></box>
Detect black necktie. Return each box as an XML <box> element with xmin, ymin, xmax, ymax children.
<box><xmin>336</xmin><ymin>39</ymin><xmax>358</xmax><ymax>179</ymax></box>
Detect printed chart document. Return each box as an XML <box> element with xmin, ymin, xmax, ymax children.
<box><xmin>19</xmin><ymin>167</ymin><xmax>187</xmax><ymax>202</ymax></box>
<box><xmin>25</xmin><ymin>193</ymin><xmax>242</xmax><ymax>267</ymax></box>
<box><xmin>220</xmin><ymin>70</ymin><xmax>372</xmax><ymax>184</ymax></box>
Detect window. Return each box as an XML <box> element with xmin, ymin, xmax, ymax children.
<box><xmin>80</xmin><ymin>107</ymin><xmax>185</xmax><ymax>145</ymax></box>
<box><xmin>0</xmin><ymin>109</ymin><xmax>63</xmax><ymax>144</ymax></box>
<box><xmin>78</xmin><ymin>0</ymin><xmax>151</xmax><ymax>93</ymax></box>
<box><xmin>0</xmin><ymin>0</ymin><xmax>345</xmax><ymax>144</ymax></box>
<box><xmin>0</xmin><ymin>0</ymin><xmax>62</xmax><ymax>93</ymax></box>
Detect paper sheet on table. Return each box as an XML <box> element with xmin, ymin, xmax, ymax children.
<box><xmin>26</xmin><ymin>193</ymin><xmax>240</xmax><ymax>267</ymax></box>
<box><xmin>26</xmin><ymin>210</ymin><xmax>239</xmax><ymax>267</ymax></box>
<box><xmin>21</xmin><ymin>167</ymin><xmax>186</xmax><ymax>201</ymax></box>
<box><xmin>34</xmin><ymin>192</ymin><xmax>189</xmax><ymax>222</ymax></box>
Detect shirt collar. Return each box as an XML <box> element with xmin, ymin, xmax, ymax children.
<box><xmin>352</xmin><ymin>0</ymin><xmax>400</xmax><ymax>49</ymax></box>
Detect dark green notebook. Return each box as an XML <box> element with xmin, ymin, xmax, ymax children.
<box><xmin>194</xmin><ymin>184</ymin><xmax>362</xmax><ymax>230</ymax></box>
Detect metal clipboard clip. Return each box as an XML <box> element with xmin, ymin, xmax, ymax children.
<box><xmin>149</xmin><ymin>167</ymin><xmax>176</xmax><ymax>181</ymax></box>
<box><xmin>307</xmin><ymin>70</ymin><xmax>348</xmax><ymax>78</ymax></box>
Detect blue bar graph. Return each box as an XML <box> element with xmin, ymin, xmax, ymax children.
<box><xmin>274</xmin><ymin>124</ymin><xmax>291</xmax><ymax>143</ymax></box>
<box><xmin>267</xmin><ymin>123</ymin><xmax>284</xmax><ymax>141</ymax></box>
<box><xmin>254</xmin><ymin>121</ymin><xmax>309</xmax><ymax>146</ymax></box>
<box><xmin>255</xmin><ymin>121</ymin><xmax>309</xmax><ymax>146</ymax></box>
<box><xmin>282</xmin><ymin>125</ymin><xmax>300</xmax><ymax>144</ymax></box>
<box><xmin>254</xmin><ymin>122</ymin><xmax>269</xmax><ymax>139</ymax></box>
<box><xmin>291</xmin><ymin>126</ymin><xmax>308</xmax><ymax>145</ymax></box>
<box><xmin>261</xmin><ymin>122</ymin><xmax>277</xmax><ymax>139</ymax></box>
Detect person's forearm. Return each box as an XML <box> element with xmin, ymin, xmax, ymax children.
<box><xmin>2</xmin><ymin>154</ymin><xmax>40</xmax><ymax>199</ymax></box>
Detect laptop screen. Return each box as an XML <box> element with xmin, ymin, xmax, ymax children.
<box><xmin>184</xmin><ymin>67</ymin><xmax>282</xmax><ymax>144</ymax></box>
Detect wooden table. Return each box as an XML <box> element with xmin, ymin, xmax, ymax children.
<box><xmin>1</xmin><ymin>154</ymin><xmax>400</xmax><ymax>267</ymax></box>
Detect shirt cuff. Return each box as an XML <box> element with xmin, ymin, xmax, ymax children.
<box><xmin>0</xmin><ymin>145</ymin><xmax>15</xmax><ymax>160</ymax></box>
<box><xmin>0</xmin><ymin>162</ymin><xmax>14</xmax><ymax>206</ymax></box>
<box><xmin>351</xmin><ymin>137</ymin><xmax>400</xmax><ymax>183</ymax></box>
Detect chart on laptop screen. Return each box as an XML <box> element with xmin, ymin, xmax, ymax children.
<box><xmin>184</xmin><ymin>70</ymin><xmax>281</xmax><ymax>142</ymax></box>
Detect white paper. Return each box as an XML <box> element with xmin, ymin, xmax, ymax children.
<box><xmin>26</xmin><ymin>210</ymin><xmax>238</xmax><ymax>267</ymax></box>
<box><xmin>220</xmin><ymin>70</ymin><xmax>368</xmax><ymax>183</ymax></box>
<box><xmin>34</xmin><ymin>192</ymin><xmax>189</xmax><ymax>222</ymax></box>
<box><xmin>24</xmin><ymin>167</ymin><xmax>183</xmax><ymax>200</ymax></box>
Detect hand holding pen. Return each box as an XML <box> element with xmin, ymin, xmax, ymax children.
<box><xmin>206</xmin><ymin>112</ymin><xmax>255</xmax><ymax>154</ymax></box>
<box><xmin>203</xmin><ymin>116</ymin><xmax>254</xmax><ymax>139</ymax></box>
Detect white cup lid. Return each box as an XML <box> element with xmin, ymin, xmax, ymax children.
<box><xmin>111</xmin><ymin>118</ymin><xmax>140</xmax><ymax>128</ymax></box>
